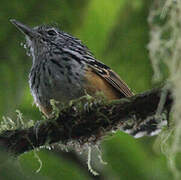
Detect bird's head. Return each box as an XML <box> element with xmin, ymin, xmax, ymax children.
<box><xmin>10</xmin><ymin>19</ymin><xmax>75</xmax><ymax>61</ymax></box>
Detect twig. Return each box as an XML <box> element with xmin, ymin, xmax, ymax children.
<box><xmin>0</xmin><ymin>86</ymin><xmax>173</xmax><ymax>156</ymax></box>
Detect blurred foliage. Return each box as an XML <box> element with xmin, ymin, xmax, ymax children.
<box><xmin>0</xmin><ymin>0</ymin><xmax>173</xmax><ymax>179</ymax></box>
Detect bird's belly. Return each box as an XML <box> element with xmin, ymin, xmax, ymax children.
<box><xmin>33</xmin><ymin>78</ymin><xmax>84</xmax><ymax>104</ymax></box>
<box><xmin>30</xmin><ymin>71</ymin><xmax>85</xmax><ymax>116</ymax></box>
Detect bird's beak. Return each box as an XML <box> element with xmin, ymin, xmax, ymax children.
<box><xmin>10</xmin><ymin>19</ymin><xmax>39</xmax><ymax>39</ymax></box>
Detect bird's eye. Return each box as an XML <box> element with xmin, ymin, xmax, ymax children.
<box><xmin>47</xmin><ymin>29</ymin><xmax>57</xmax><ymax>36</ymax></box>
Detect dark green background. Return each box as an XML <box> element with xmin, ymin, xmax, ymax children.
<box><xmin>0</xmin><ymin>0</ymin><xmax>172</xmax><ymax>179</ymax></box>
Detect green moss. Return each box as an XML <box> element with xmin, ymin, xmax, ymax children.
<box><xmin>0</xmin><ymin>110</ymin><xmax>34</xmax><ymax>133</ymax></box>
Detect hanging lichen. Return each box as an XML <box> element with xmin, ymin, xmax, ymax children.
<box><xmin>148</xmin><ymin>0</ymin><xmax>181</xmax><ymax>179</ymax></box>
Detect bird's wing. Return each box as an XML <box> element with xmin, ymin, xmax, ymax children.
<box><xmin>86</xmin><ymin>60</ymin><xmax>133</xmax><ymax>97</ymax></box>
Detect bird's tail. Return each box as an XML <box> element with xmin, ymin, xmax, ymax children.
<box><xmin>120</xmin><ymin>113</ymin><xmax>168</xmax><ymax>138</ymax></box>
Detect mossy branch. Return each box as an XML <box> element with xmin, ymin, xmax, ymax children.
<box><xmin>0</xmin><ymin>86</ymin><xmax>173</xmax><ymax>155</ymax></box>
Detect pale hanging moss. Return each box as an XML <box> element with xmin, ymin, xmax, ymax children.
<box><xmin>148</xmin><ymin>0</ymin><xmax>181</xmax><ymax>179</ymax></box>
<box><xmin>0</xmin><ymin>110</ymin><xmax>34</xmax><ymax>133</ymax></box>
<box><xmin>33</xmin><ymin>150</ymin><xmax>43</xmax><ymax>174</ymax></box>
<box><xmin>87</xmin><ymin>146</ymin><xmax>99</xmax><ymax>176</ymax></box>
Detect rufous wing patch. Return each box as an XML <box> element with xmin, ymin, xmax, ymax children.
<box><xmin>85</xmin><ymin>65</ymin><xmax>133</xmax><ymax>99</ymax></box>
<box><xmin>84</xmin><ymin>67</ymin><xmax>131</xmax><ymax>100</ymax></box>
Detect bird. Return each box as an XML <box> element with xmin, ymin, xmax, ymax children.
<box><xmin>11</xmin><ymin>19</ymin><xmax>166</xmax><ymax>138</ymax></box>
<box><xmin>10</xmin><ymin>19</ymin><xmax>133</xmax><ymax>116</ymax></box>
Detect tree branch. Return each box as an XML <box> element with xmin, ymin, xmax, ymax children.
<box><xmin>0</xmin><ymin>86</ymin><xmax>173</xmax><ymax>155</ymax></box>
